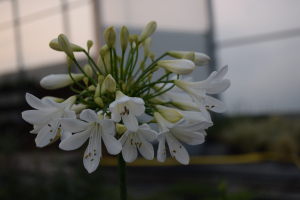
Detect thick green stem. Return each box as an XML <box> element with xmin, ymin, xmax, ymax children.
<box><xmin>118</xmin><ymin>153</ymin><xmax>127</xmax><ymax>200</ymax></box>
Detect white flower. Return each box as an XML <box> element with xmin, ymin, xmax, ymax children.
<box><xmin>118</xmin><ymin>124</ymin><xmax>157</xmax><ymax>163</ymax></box>
<box><xmin>59</xmin><ymin>109</ymin><xmax>122</xmax><ymax>173</ymax></box>
<box><xmin>22</xmin><ymin>93</ymin><xmax>76</xmax><ymax>147</ymax></box>
<box><xmin>154</xmin><ymin>112</ymin><xmax>206</xmax><ymax>165</ymax></box>
<box><xmin>168</xmin><ymin>51</ymin><xmax>210</xmax><ymax>66</ymax></box>
<box><xmin>109</xmin><ymin>91</ymin><xmax>145</xmax><ymax>132</ymax></box>
<box><xmin>174</xmin><ymin>65</ymin><xmax>231</xmax><ymax>120</ymax></box>
<box><xmin>157</xmin><ymin>59</ymin><xmax>195</xmax><ymax>75</ymax></box>
<box><xmin>40</xmin><ymin>74</ymin><xmax>84</xmax><ymax>90</ymax></box>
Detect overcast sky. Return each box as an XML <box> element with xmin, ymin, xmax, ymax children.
<box><xmin>0</xmin><ymin>0</ymin><xmax>300</xmax><ymax>115</ymax></box>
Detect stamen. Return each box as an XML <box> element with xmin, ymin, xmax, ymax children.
<box><xmin>173</xmin><ymin>156</ymin><xmax>176</xmax><ymax>159</ymax></box>
<box><xmin>48</xmin><ymin>124</ymin><xmax>51</xmax><ymax>127</ymax></box>
<box><xmin>173</xmin><ymin>150</ymin><xmax>176</xmax><ymax>153</ymax></box>
<box><xmin>89</xmin><ymin>152</ymin><xmax>91</xmax><ymax>156</ymax></box>
<box><xmin>50</xmin><ymin>138</ymin><xmax>53</xmax><ymax>141</ymax></box>
<box><xmin>94</xmin><ymin>149</ymin><xmax>96</xmax><ymax>152</ymax></box>
<box><xmin>180</xmin><ymin>146</ymin><xmax>182</xmax><ymax>148</ymax></box>
<box><xmin>139</xmin><ymin>143</ymin><xmax>142</xmax><ymax>148</ymax></box>
<box><xmin>211</xmin><ymin>105</ymin><xmax>215</xmax><ymax>108</ymax></box>
<box><xmin>50</xmin><ymin>130</ymin><xmax>53</xmax><ymax>132</ymax></box>
<box><xmin>91</xmin><ymin>159</ymin><xmax>94</xmax><ymax>161</ymax></box>
<box><xmin>130</xmin><ymin>139</ymin><xmax>133</xmax><ymax>145</ymax></box>
<box><xmin>85</xmin><ymin>155</ymin><xmax>88</xmax><ymax>159</ymax></box>
<box><xmin>94</xmin><ymin>153</ymin><xmax>97</xmax><ymax>156</ymax></box>
<box><xmin>164</xmin><ymin>148</ymin><xmax>167</xmax><ymax>151</ymax></box>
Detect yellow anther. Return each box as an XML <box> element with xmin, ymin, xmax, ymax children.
<box><xmin>173</xmin><ymin>150</ymin><xmax>176</xmax><ymax>153</ymax></box>
<box><xmin>139</xmin><ymin>143</ymin><xmax>142</xmax><ymax>148</ymax></box>
<box><xmin>173</xmin><ymin>156</ymin><xmax>176</xmax><ymax>159</ymax></box>
<box><xmin>50</xmin><ymin>138</ymin><xmax>53</xmax><ymax>141</ymax></box>
<box><xmin>164</xmin><ymin>148</ymin><xmax>167</xmax><ymax>151</ymax></box>
<box><xmin>94</xmin><ymin>153</ymin><xmax>97</xmax><ymax>156</ymax></box>
<box><xmin>89</xmin><ymin>153</ymin><xmax>91</xmax><ymax>156</ymax></box>
<box><xmin>91</xmin><ymin>159</ymin><xmax>94</xmax><ymax>161</ymax></box>
<box><xmin>94</xmin><ymin>149</ymin><xmax>96</xmax><ymax>152</ymax></box>
<box><xmin>50</xmin><ymin>130</ymin><xmax>53</xmax><ymax>132</ymax></box>
<box><xmin>180</xmin><ymin>146</ymin><xmax>182</xmax><ymax>148</ymax></box>
<box><xmin>85</xmin><ymin>155</ymin><xmax>88</xmax><ymax>159</ymax></box>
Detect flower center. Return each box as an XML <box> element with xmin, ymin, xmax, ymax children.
<box><xmin>120</xmin><ymin>106</ymin><xmax>130</xmax><ymax>116</ymax></box>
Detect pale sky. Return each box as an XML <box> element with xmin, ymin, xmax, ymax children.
<box><xmin>0</xmin><ymin>0</ymin><xmax>300</xmax><ymax>115</ymax></box>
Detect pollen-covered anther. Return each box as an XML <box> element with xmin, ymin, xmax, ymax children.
<box><xmin>173</xmin><ymin>156</ymin><xmax>176</xmax><ymax>159</ymax></box>
<box><xmin>139</xmin><ymin>143</ymin><xmax>142</xmax><ymax>148</ymax></box>
<box><xmin>50</xmin><ymin>130</ymin><xmax>53</xmax><ymax>132</ymax></box>
<box><xmin>164</xmin><ymin>148</ymin><xmax>167</xmax><ymax>151</ymax></box>
<box><xmin>173</xmin><ymin>150</ymin><xmax>176</xmax><ymax>153</ymax></box>
<box><xmin>94</xmin><ymin>153</ymin><xmax>96</xmax><ymax>156</ymax></box>
<box><xmin>130</xmin><ymin>138</ymin><xmax>133</xmax><ymax>145</ymax></box>
<box><xmin>85</xmin><ymin>155</ymin><xmax>88</xmax><ymax>159</ymax></box>
<box><xmin>91</xmin><ymin>159</ymin><xmax>94</xmax><ymax>161</ymax></box>
<box><xmin>94</xmin><ymin>149</ymin><xmax>96</xmax><ymax>152</ymax></box>
<box><xmin>50</xmin><ymin>138</ymin><xmax>53</xmax><ymax>141</ymax></box>
<box><xmin>89</xmin><ymin>152</ymin><xmax>91</xmax><ymax>156</ymax></box>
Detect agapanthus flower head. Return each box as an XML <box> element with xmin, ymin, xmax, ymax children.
<box><xmin>22</xmin><ymin>21</ymin><xmax>231</xmax><ymax>174</ymax></box>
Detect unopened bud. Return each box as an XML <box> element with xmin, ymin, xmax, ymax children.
<box><xmin>104</xmin><ymin>74</ymin><xmax>116</xmax><ymax>93</ymax></box>
<box><xmin>140</xmin><ymin>61</ymin><xmax>145</xmax><ymax>71</ymax></box>
<box><xmin>66</xmin><ymin>56</ymin><xmax>73</xmax><ymax>68</ymax></box>
<box><xmin>87</xmin><ymin>40</ymin><xmax>93</xmax><ymax>51</ymax></box>
<box><xmin>58</xmin><ymin>34</ymin><xmax>74</xmax><ymax>59</ymax></box>
<box><xmin>182</xmin><ymin>51</ymin><xmax>195</xmax><ymax>61</ymax></box>
<box><xmin>99</xmin><ymin>45</ymin><xmax>109</xmax><ymax>59</ymax></box>
<box><xmin>95</xmin><ymin>97</ymin><xmax>104</xmax><ymax>107</ymax></box>
<box><xmin>120</xmin><ymin>26</ymin><xmax>129</xmax><ymax>51</ymax></box>
<box><xmin>149</xmin><ymin>52</ymin><xmax>155</xmax><ymax>62</ymax></box>
<box><xmin>139</xmin><ymin>21</ymin><xmax>157</xmax><ymax>43</ymax></box>
<box><xmin>155</xmin><ymin>105</ymin><xmax>183</xmax><ymax>123</ymax></box>
<box><xmin>128</xmin><ymin>35</ymin><xmax>133</xmax><ymax>46</ymax></box>
<box><xmin>147</xmin><ymin>96</ymin><xmax>164</xmax><ymax>105</ymax></box>
<box><xmin>84</xmin><ymin>64</ymin><xmax>93</xmax><ymax>77</ymax></box>
<box><xmin>41</xmin><ymin>96</ymin><xmax>64</xmax><ymax>103</ymax></box>
<box><xmin>49</xmin><ymin>38</ymin><xmax>84</xmax><ymax>52</ymax></box>
<box><xmin>98</xmin><ymin>75</ymin><xmax>104</xmax><ymax>85</ymax></box>
<box><xmin>104</xmin><ymin>26</ymin><xmax>116</xmax><ymax>48</ymax></box>
<box><xmin>132</xmin><ymin>34</ymin><xmax>139</xmax><ymax>46</ymax></box>
<box><xmin>116</xmin><ymin>123</ymin><xmax>127</xmax><ymax>135</ymax></box>
<box><xmin>95</xmin><ymin>83</ymin><xmax>100</xmax><ymax>97</ymax></box>
<box><xmin>83</xmin><ymin>77</ymin><xmax>89</xmax><ymax>87</ymax></box>
<box><xmin>143</xmin><ymin>37</ymin><xmax>152</xmax><ymax>58</ymax></box>
<box><xmin>147</xmin><ymin>73</ymin><xmax>152</xmax><ymax>81</ymax></box>
<box><xmin>151</xmin><ymin>65</ymin><xmax>159</xmax><ymax>72</ymax></box>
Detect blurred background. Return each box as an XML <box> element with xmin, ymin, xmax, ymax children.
<box><xmin>1</xmin><ymin>0</ymin><xmax>300</xmax><ymax>199</ymax></box>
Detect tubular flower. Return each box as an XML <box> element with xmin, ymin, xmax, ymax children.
<box><xmin>59</xmin><ymin>109</ymin><xmax>122</xmax><ymax>173</ymax></box>
<box><xmin>118</xmin><ymin>124</ymin><xmax>158</xmax><ymax>162</ymax></box>
<box><xmin>22</xmin><ymin>93</ymin><xmax>76</xmax><ymax>147</ymax></box>
<box><xmin>109</xmin><ymin>91</ymin><xmax>145</xmax><ymax>132</ymax></box>
<box><xmin>168</xmin><ymin>51</ymin><xmax>210</xmax><ymax>66</ymax></box>
<box><xmin>157</xmin><ymin>59</ymin><xmax>195</xmax><ymax>75</ymax></box>
<box><xmin>174</xmin><ymin>65</ymin><xmax>230</xmax><ymax>120</ymax></box>
<box><xmin>40</xmin><ymin>74</ymin><xmax>84</xmax><ymax>90</ymax></box>
<box><xmin>154</xmin><ymin>112</ymin><xmax>206</xmax><ymax>165</ymax></box>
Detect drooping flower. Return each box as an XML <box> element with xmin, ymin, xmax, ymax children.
<box><xmin>22</xmin><ymin>93</ymin><xmax>76</xmax><ymax>147</ymax></box>
<box><xmin>40</xmin><ymin>74</ymin><xmax>84</xmax><ymax>90</ymax></box>
<box><xmin>118</xmin><ymin>124</ymin><xmax>158</xmax><ymax>162</ymax></box>
<box><xmin>59</xmin><ymin>109</ymin><xmax>122</xmax><ymax>173</ymax></box>
<box><xmin>154</xmin><ymin>112</ymin><xmax>206</xmax><ymax>165</ymax></box>
<box><xmin>157</xmin><ymin>59</ymin><xmax>195</xmax><ymax>75</ymax></box>
<box><xmin>174</xmin><ymin>65</ymin><xmax>231</xmax><ymax>120</ymax></box>
<box><xmin>109</xmin><ymin>91</ymin><xmax>145</xmax><ymax>132</ymax></box>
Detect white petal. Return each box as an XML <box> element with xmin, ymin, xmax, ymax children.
<box><xmin>126</xmin><ymin>101</ymin><xmax>145</xmax><ymax>116</ymax></box>
<box><xmin>35</xmin><ymin>121</ymin><xmax>59</xmax><ymax>147</ymax></box>
<box><xmin>171</xmin><ymin>128</ymin><xmax>205</xmax><ymax>145</ymax></box>
<box><xmin>166</xmin><ymin>133</ymin><xmax>189</xmax><ymax>165</ymax></box>
<box><xmin>26</xmin><ymin>93</ymin><xmax>53</xmax><ymax>110</ymax></box>
<box><xmin>102</xmin><ymin>132</ymin><xmax>122</xmax><ymax>155</ymax></box>
<box><xmin>205</xmin><ymin>96</ymin><xmax>227</xmax><ymax>113</ymax></box>
<box><xmin>30</xmin><ymin>124</ymin><xmax>44</xmax><ymax>134</ymax></box>
<box><xmin>80</xmin><ymin>109</ymin><xmax>100</xmax><ymax>123</ymax></box>
<box><xmin>99</xmin><ymin>119</ymin><xmax>115</xmax><ymax>135</ymax></box>
<box><xmin>211</xmin><ymin>65</ymin><xmax>228</xmax><ymax>82</ymax></box>
<box><xmin>122</xmin><ymin>114</ymin><xmax>139</xmax><ymax>132</ymax></box>
<box><xmin>157</xmin><ymin>136</ymin><xmax>166</xmax><ymax>162</ymax></box>
<box><xmin>22</xmin><ymin>110</ymin><xmax>55</xmax><ymax>125</ymax></box>
<box><xmin>207</xmin><ymin>79</ymin><xmax>231</xmax><ymax>94</ymax></box>
<box><xmin>60</xmin><ymin>118</ymin><xmax>90</xmax><ymax>133</ymax></box>
<box><xmin>43</xmin><ymin>98</ymin><xmax>64</xmax><ymax>109</ymax></box>
<box><xmin>59</xmin><ymin>129</ymin><xmax>90</xmax><ymax>150</ymax></box>
<box><xmin>138</xmin><ymin>124</ymin><xmax>158</xmax><ymax>141</ymax></box>
<box><xmin>191</xmin><ymin>95</ymin><xmax>211</xmax><ymax>121</ymax></box>
<box><xmin>136</xmin><ymin>133</ymin><xmax>154</xmax><ymax>160</ymax></box>
<box><xmin>83</xmin><ymin>141</ymin><xmax>101</xmax><ymax>174</ymax></box>
<box><xmin>122</xmin><ymin>133</ymin><xmax>137</xmax><ymax>163</ymax></box>
<box><xmin>157</xmin><ymin>59</ymin><xmax>195</xmax><ymax>75</ymax></box>
<box><xmin>119</xmin><ymin>133</ymin><xmax>128</xmax><ymax>146</ymax></box>
<box><xmin>60</xmin><ymin>130</ymin><xmax>72</xmax><ymax>141</ymax></box>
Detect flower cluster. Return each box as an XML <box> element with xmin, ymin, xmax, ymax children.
<box><xmin>22</xmin><ymin>21</ymin><xmax>230</xmax><ymax>173</ymax></box>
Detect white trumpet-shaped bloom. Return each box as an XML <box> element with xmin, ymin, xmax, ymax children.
<box><xmin>168</xmin><ymin>51</ymin><xmax>211</xmax><ymax>66</ymax></box>
<box><xmin>157</xmin><ymin>59</ymin><xmax>195</xmax><ymax>75</ymax></box>
<box><xmin>109</xmin><ymin>91</ymin><xmax>145</xmax><ymax>132</ymax></box>
<box><xmin>59</xmin><ymin>109</ymin><xmax>122</xmax><ymax>173</ymax></box>
<box><xmin>118</xmin><ymin>124</ymin><xmax>158</xmax><ymax>163</ymax></box>
<box><xmin>174</xmin><ymin>66</ymin><xmax>230</xmax><ymax>120</ymax></box>
<box><xmin>22</xmin><ymin>93</ymin><xmax>76</xmax><ymax>147</ymax></box>
<box><xmin>154</xmin><ymin>112</ymin><xmax>206</xmax><ymax>165</ymax></box>
<box><xmin>40</xmin><ymin>74</ymin><xmax>84</xmax><ymax>90</ymax></box>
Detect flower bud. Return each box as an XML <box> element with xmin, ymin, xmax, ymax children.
<box><xmin>151</xmin><ymin>65</ymin><xmax>159</xmax><ymax>72</ymax></box>
<box><xmin>41</xmin><ymin>96</ymin><xmax>64</xmax><ymax>103</ymax></box>
<box><xmin>104</xmin><ymin>26</ymin><xmax>116</xmax><ymax>48</ymax></box>
<box><xmin>120</xmin><ymin>26</ymin><xmax>129</xmax><ymax>51</ymax></box>
<box><xmin>49</xmin><ymin>38</ymin><xmax>84</xmax><ymax>52</ymax></box>
<box><xmin>147</xmin><ymin>73</ymin><xmax>152</xmax><ymax>81</ymax></box>
<box><xmin>99</xmin><ymin>45</ymin><xmax>109</xmax><ymax>59</ymax></box>
<box><xmin>116</xmin><ymin>123</ymin><xmax>127</xmax><ymax>135</ymax></box>
<box><xmin>147</xmin><ymin>96</ymin><xmax>164</xmax><ymax>105</ymax></box>
<box><xmin>167</xmin><ymin>51</ymin><xmax>210</xmax><ymax>66</ymax></box>
<box><xmin>66</xmin><ymin>56</ymin><xmax>73</xmax><ymax>68</ymax></box>
<box><xmin>149</xmin><ymin>52</ymin><xmax>155</xmax><ymax>62</ymax></box>
<box><xmin>71</xmin><ymin>103</ymin><xmax>88</xmax><ymax>114</ymax></box>
<box><xmin>83</xmin><ymin>77</ymin><xmax>89</xmax><ymax>87</ymax></box>
<box><xmin>98</xmin><ymin>75</ymin><xmax>104</xmax><ymax>85</ymax></box>
<box><xmin>95</xmin><ymin>97</ymin><xmax>104</xmax><ymax>107</ymax></box>
<box><xmin>95</xmin><ymin>83</ymin><xmax>100</xmax><ymax>97</ymax></box>
<box><xmin>87</xmin><ymin>40</ymin><xmax>93</xmax><ymax>51</ymax></box>
<box><xmin>139</xmin><ymin>21</ymin><xmax>157</xmax><ymax>43</ymax></box>
<box><xmin>40</xmin><ymin>74</ymin><xmax>84</xmax><ymax>90</ymax></box>
<box><xmin>84</xmin><ymin>64</ymin><xmax>93</xmax><ymax>77</ymax></box>
<box><xmin>155</xmin><ymin>105</ymin><xmax>183</xmax><ymax>123</ymax></box>
<box><xmin>140</xmin><ymin>61</ymin><xmax>145</xmax><ymax>71</ymax></box>
<box><xmin>182</xmin><ymin>52</ymin><xmax>195</xmax><ymax>61</ymax></box>
<box><xmin>58</xmin><ymin>34</ymin><xmax>74</xmax><ymax>59</ymax></box>
<box><xmin>132</xmin><ymin>34</ymin><xmax>139</xmax><ymax>47</ymax></box>
<box><xmin>104</xmin><ymin>74</ymin><xmax>116</xmax><ymax>93</ymax></box>
<box><xmin>128</xmin><ymin>35</ymin><xmax>134</xmax><ymax>46</ymax></box>
<box><xmin>143</xmin><ymin>37</ymin><xmax>152</xmax><ymax>58</ymax></box>
<box><xmin>171</xmin><ymin>101</ymin><xmax>199</xmax><ymax>111</ymax></box>
<box><xmin>157</xmin><ymin>59</ymin><xmax>195</xmax><ymax>75</ymax></box>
